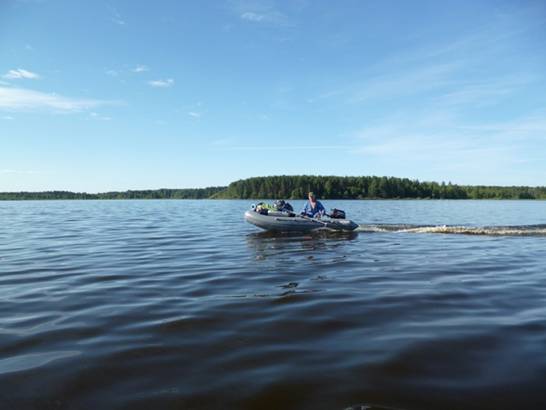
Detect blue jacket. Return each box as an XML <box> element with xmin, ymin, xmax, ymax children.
<box><xmin>301</xmin><ymin>200</ymin><xmax>325</xmax><ymax>217</ymax></box>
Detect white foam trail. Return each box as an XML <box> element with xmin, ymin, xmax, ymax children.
<box><xmin>357</xmin><ymin>224</ymin><xmax>546</xmax><ymax>236</ymax></box>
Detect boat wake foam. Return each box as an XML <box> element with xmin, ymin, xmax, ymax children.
<box><xmin>356</xmin><ymin>223</ymin><xmax>546</xmax><ymax>236</ymax></box>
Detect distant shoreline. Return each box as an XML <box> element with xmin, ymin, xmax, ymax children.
<box><xmin>3</xmin><ymin>196</ymin><xmax>545</xmax><ymax>201</ymax></box>
<box><xmin>2</xmin><ymin>175</ymin><xmax>545</xmax><ymax>200</ymax></box>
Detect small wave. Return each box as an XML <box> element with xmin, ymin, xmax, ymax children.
<box><xmin>0</xmin><ymin>351</ymin><xmax>80</xmax><ymax>375</ymax></box>
<box><xmin>357</xmin><ymin>223</ymin><xmax>546</xmax><ymax>236</ymax></box>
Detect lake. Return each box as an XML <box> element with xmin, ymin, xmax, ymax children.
<box><xmin>1</xmin><ymin>199</ymin><xmax>545</xmax><ymax>409</ymax></box>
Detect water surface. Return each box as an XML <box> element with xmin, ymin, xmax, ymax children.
<box><xmin>1</xmin><ymin>200</ymin><xmax>545</xmax><ymax>409</ymax></box>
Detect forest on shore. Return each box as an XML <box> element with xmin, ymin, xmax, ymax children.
<box><xmin>213</xmin><ymin>176</ymin><xmax>546</xmax><ymax>200</ymax></box>
<box><xmin>1</xmin><ymin>175</ymin><xmax>545</xmax><ymax>200</ymax></box>
<box><xmin>0</xmin><ymin>187</ymin><xmax>225</xmax><ymax>201</ymax></box>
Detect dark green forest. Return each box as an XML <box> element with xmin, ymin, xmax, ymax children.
<box><xmin>0</xmin><ymin>187</ymin><xmax>225</xmax><ymax>201</ymax></box>
<box><xmin>1</xmin><ymin>175</ymin><xmax>545</xmax><ymax>200</ymax></box>
<box><xmin>213</xmin><ymin>175</ymin><xmax>546</xmax><ymax>200</ymax></box>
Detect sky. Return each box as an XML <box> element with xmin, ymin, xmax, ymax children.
<box><xmin>1</xmin><ymin>0</ymin><xmax>545</xmax><ymax>192</ymax></box>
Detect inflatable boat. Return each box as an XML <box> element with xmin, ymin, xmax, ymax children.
<box><xmin>244</xmin><ymin>209</ymin><xmax>359</xmax><ymax>232</ymax></box>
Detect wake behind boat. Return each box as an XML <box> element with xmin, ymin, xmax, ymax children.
<box><xmin>244</xmin><ymin>201</ymin><xmax>358</xmax><ymax>232</ymax></box>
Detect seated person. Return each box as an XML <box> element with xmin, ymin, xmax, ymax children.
<box><xmin>301</xmin><ymin>191</ymin><xmax>325</xmax><ymax>218</ymax></box>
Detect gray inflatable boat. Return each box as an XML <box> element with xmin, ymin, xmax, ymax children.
<box><xmin>244</xmin><ymin>209</ymin><xmax>359</xmax><ymax>232</ymax></box>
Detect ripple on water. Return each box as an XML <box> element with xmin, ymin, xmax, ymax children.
<box><xmin>0</xmin><ymin>351</ymin><xmax>81</xmax><ymax>375</ymax></box>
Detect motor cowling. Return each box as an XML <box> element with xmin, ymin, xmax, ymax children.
<box><xmin>329</xmin><ymin>208</ymin><xmax>346</xmax><ymax>219</ymax></box>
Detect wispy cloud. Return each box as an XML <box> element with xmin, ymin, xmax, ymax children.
<box><xmin>148</xmin><ymin>79</ymin><xmax>174</xmax><ymax>88</ymax></box>
<box><xmin>240</xmin><ymin>12</ymin><xmax>266</xmax><ymax>22</ymax></box>
<box><xmin>188</xmin><ymin>111</ymin><xmax>201</xmax><ymax>119</ymax></box>
<box><xmin>231</xmin><ymin>0</ymin><xmax>292</xmax><ymax>26</ymax></box>
<box><xmin>350</xmin><ymin>63</ymin><xmax>459</xmax><ymax>103</ymax></box>
<box><xmin>132</xmin><ymin>65</ymin><xmax>149</xmax><ymax>73</ymax></box>
<box><xmin>112</xmin><ymin>17</ymin><xmax>126</xmax><ymax>25</ymax></box>
<box><xmin>2</xmin><ymin>115</ymin><xmax>14</xmax><ymax>120</ymax></box>
<box><xmin>105</xmin><ymin>69</ymin><xmax>119</xmax><ymax>77</ymax></box>
<box><xmin>435</xmin><ymin>74</ymin><xmax>536</xmax><ymax>107</ymax></box>
<box><xmin>109</xmin><ymin>6</ymin><xmax>126</xmax><ymax>25</ymax></box>
<box><xmin>0</xmin><ymin>86</ymin><xmax>114</xmax><ymax>112</ymax></box>
<box><xmin>456</xmin><ymin>114</ymin><xmax>546</xmax><ymax>142</ymax></box>
<box><xmin>312</xmin><ymin>6</ymin><xmax>543</xmax><ymax>110</ymax></box>
<box><xmin>352</xmin><ymin>108</ymin><xmax>546</xmax><ymax>184</ymax></box>
<box><xmin>3</xmin><ymin>69</ymin><xmax>40</xmax><ymax>80</ymax></box>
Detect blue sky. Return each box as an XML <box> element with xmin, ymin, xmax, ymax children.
<box><xmin>1</xmin><ymin>0</ymin><xmax>545</xmax><ymax>192</ymax></box>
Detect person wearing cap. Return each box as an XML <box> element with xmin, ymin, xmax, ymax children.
<box><xmin>301</xmin><ymin>191</ymin><xmax>326</xmax><ymax>218</ymax></box>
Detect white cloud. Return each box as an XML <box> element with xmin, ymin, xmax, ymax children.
<box><xmin>188</xmin><ymin>111</ymin><xmax>201</xmax><ymax>118</ymax></box>
<box><xmin>241</xmin><ymin>12</ymin><xmax>265</xmax><ymax>22</ymax></box>
<box><xmin>105</xmin><ymin>69</ymin><xmax>119</xmax><ymax>77</ymax></box>
<box><xmin>3</xmin><ymin>69</ymin><xmax>40</xmax><ymax>80</ymax></box>
<box><xmin>148</xmin><ymin>79</ymin><xmax>174</xmax><ymax>88</ymax></box>
<box><xmin>132</xmin><ymin>65</ymin><xmax>149</xmax><ymax>73</ymax></box>
<box><xmin>2</xmin><ymin>115</ymin><xmax>14</xmax><ymax>120</ymax></box>
<box><xmin>239</xmin><ymin>9</ymin><xmax>290</xmax><ymax>25</ymax></box>
<box><xmin>232</xmin><ymin>0</ymin><xmax>291</xmax><ymax>26</ymax></box>
<box><xmin>0</xmin><ymin>86</ymin><xmax>113</xmax><ymax>112</ymax></box>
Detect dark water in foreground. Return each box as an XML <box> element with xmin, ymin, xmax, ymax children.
<box><xmin>1</xmin><ymin>200</ymin><xmax>546</xmax><ymax>410</ymax></box>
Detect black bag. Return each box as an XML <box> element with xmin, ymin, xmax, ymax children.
<box><xmin>329</xmin><ymin>208</ymin><xmax>346</xmax><ymax>219</ymax></box>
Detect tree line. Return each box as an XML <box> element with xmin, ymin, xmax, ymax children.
<box><xmin>1</xmin><ymin>176</ymin><xmax>545</xmax><ymax>200</ymax></box>
<box><xmin>211</xmin><ymin>175</ymin><xmax>546</xmax><ymax>200</ymax></box>
<box><xmin>0</xmin><ymin>187</ymin><xmax>226</xmax><ymax>200</ymax></box>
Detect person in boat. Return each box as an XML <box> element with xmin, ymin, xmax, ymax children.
<box><xmin>301</xmin><ymin>191</ymin><xmax>326</xmax><ymax>218</ymax></box>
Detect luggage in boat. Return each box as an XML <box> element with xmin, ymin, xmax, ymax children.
<box><xmin>254</xmin><ymin>200</ymin><xmax>294</xmax><ymax>215</ymax></box>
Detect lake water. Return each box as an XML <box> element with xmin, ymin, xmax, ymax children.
<box><xmin>1</xmin><ymin>200</ymin><xmax>546</xmax><ymax>410</ymax></box>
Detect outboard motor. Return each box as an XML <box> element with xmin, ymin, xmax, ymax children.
<box><xmin>274</xmin><ymin>200</ymin><xmax>294</xmax><ymax>212</ymax></box>
<box><xmin>329</xmin><ymin>208</ymin><xmax>346</xmax><ymax>219</ymax></box>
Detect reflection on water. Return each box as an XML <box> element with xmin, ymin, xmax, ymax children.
<box><xmin>247</xmin><ymin>230</ymin><xmax>358</xmax><ymax>258</ymax></box>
